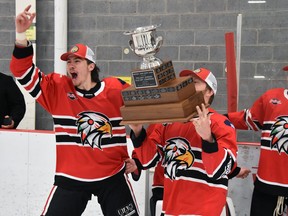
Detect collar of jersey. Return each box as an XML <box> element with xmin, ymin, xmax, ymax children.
<box><xmin>75</xmin><ymin>81</ymin><xmax>102</xmax><ymax>98</ymax></box>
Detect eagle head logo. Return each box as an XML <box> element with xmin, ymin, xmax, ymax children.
<box><xmin>76</xmin><ymin>111</ymin><xmax>112</xmax><ymax>149</ymax></box>
<box><xmin>270</xmin><ymin>116</ymin><xmax>288</xmax><ymax>154</ymax></box>
<box><xmin>163</xmin><ymin>138</ymin><xmax>195</xmax><ymax>180</ymax></box>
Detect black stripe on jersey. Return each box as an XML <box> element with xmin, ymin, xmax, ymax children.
<box><xmin>262</xmin><ymin>122</ymin><xmax>273</xmax><ymax>131</ymax></box>
<box><xmin>17</xmin><ymin>64</ymin><xmax>42</xmax><ymax>98</ymax></box>
<box><xmin>17</xmin><ymin>64</ymin><xmax>35</xmax><ymax>86</ymax></box>
<box><xmin>13</xmin><ymin>43</ymin><xmax>33</xmax><ymax>58</ymax></box>
<box><xmin>212</xmin><ymin>153</ymin><xmax>235</xmax><ymax>180</ymax></box>
<box><xmin>55</xmin><ymin>134</ymin><xmax>127</xmax><ymax>145</ymax></box>
<box><xmin>174</xmin><ymin>149</ymin><xmax>233</xmax><ymax>181</ymax></box>
<box><xmin>176</xmin><ymin>169</ymin><xmax>228</xmax><ymax>187</ymax></box>
<box><xmin>54</xmin><ymin>117</ymin><xmax>122</xmax><ymax>128</ymax></box>
<box><xmin>56</xmin><ymin>134</ymin><xmax>80</xmax><ymax>143</ymax></box>
<box><xmin>111</xmin><ymin>119</ymin><xmax>123</xmax><ymax>127</ymax></box>
<box><xmin>29</xmin><ymin>71</ymin><xmax>42</xmax><ymax>98</ymax></box>
<box><xmin>261</xmin><ymin>139</ymin><xmax>271</xmax><ymax>148</ymax></box>
<box><xmin>101</xmin><ymin>136</ymin><xmax>127</xmax><ymax>145</ymax></box>
<box><xmin>192</xmin><ymin>150</ymin><xmax>201</xmax><ymax>160</ymax></box>
<box><xmin>54</xmin><ymin>118</ymin><xmax>77</xmax><ymax>126</ymax></box>
<box><xmin>142</xmin><ymin>153</ymin><xmax>162</xmax><ymax>170</ymax></box>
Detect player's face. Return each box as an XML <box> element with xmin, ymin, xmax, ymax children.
<box><xmin>193</xmin><ymin>77</ymin><xmax>207</xmax><ymax>92</ymax></box>
<box><xmin>193</xmin><ymin>77</ymin><xmax>213</xmax><ymax>104</ymax></box>
<box><xmin>66</xmin><ymin>56</ymin><xmax>94</xmax><ymax>90</ymax></box>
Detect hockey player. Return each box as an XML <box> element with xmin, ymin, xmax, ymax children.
<box><xmin>129</xmin><ymin>68</ymin><xmax>238</xmax><ymax>215</ymax></box>
<box><xmin>11</xmin><ymin>5</ymin><xmax>139</xmax><ymax>216</ymax></box>
<box><xmin>127</xmin><ymin>145</ymin><xmax>165</xmax><ymax>216</ymax></box>
<box><xmin>225</xmin><ymin>68</ymin><xmax>288</xmax><ymax>216</ymax></box>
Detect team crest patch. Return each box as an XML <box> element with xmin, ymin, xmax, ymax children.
<box><xmin>67</xmin><ymin>92</ymin><xmax>77</xmax><ymax>100</ymax></box>
<box><xmin>76</xmin><ymin>111</ymin><xmax>112</xmax><ymax>149</ymax></box>
<box><xmin>70</xmin><ymin>45</ymin><xmax>79</xmax><ymax>53</ymax></box>
<box><xmin>270</xmin><ymin>116</ymin><xmax>288</xmax><ymax>154</ymax></box>
<box><xmin>163</xmin><ymin>137</ymin><xmax>195</xmax><ymax>180</ymax></box>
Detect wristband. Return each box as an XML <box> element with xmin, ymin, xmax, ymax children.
<box><xmin>16</xmin><ymin>32</ymin><xmax>26</xmax><ymax>40</ymax></box>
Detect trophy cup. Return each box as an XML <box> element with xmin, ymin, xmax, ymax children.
<box><xmin>120</xmin><ymin>25</ymin><xmax>204</xmax><ymax>124</ymax></box>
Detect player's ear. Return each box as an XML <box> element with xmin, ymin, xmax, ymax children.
<box><xmin>204</xmin><ymin>86</ymin><xmax>213</xmax><ymax>97</ymax></box>
<box><xmin>88</xmin><ymin>62</ymin><xmax>95</xmax><ymax>72</ymax></box>
<box><xmin>207</xmin><ymin>89</ymin><xmax>214</xmax><ymax>97</ymax></box>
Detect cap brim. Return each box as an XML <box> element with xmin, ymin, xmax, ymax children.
<box><xmin>60</xmin><ymin>52</ymin><xmax>83</xmax><ymax>61</ymax></box>
<box><xmin>179</xmin><ymin>69</ymin><xmax>193</xmax><ymax>77</ymax></box>
<box><xmin>179</xmin><ymin>69</ymin><xmax>203</xmax><ymax>81</ymax></box>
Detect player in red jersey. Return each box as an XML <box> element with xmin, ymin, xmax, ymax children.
<box><xmin>129</xmin><ymin>142</ymin><xmax>250</xmax><ymax>216</ymax></box>
<box><xmin>225</xmin><ymin>68</ymin><xmax>288</xmax><ymax>216</ymax></box>
<box><xmin>127</xmin><ymin>146</ymin><xmax>164</xmax><ymax>216</ymax></box>
<box><xmin>129</xmin><ymin>68</ymin><xmax>238</xmax><ymax>215</ymax></box>
<box><xmin>128</xmin><ymin>126</ymin><xmax>250</xmax><ymax>216</ymax></box>
<box><xmin>12</xmin><ymin>5</ymin><xmax>139</xmax><ymax>216</ymax></box>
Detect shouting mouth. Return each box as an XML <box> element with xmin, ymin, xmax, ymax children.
<box><xmin>70</xmin><ymin>72</ymin><xmax>78</xmax><ymax>80</ymax></box>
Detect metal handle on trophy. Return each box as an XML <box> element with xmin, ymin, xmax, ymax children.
<box><xmin>128</xmin><ymin>39</ymin><xmax>135</xmax><ymax>52</ymax></box>
<box><xmin>154</xmin><ymin>36</ymin><xmax>163</xmax><ymax>53</ymax></box>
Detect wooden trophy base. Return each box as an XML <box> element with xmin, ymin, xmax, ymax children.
<box><xmin>122</xmin><ymin>76</ymin><xmax>195</xmax><ymax>106</ymax></box>
<box><xmin>120</xmin><ymin>92</ymin><xmax>205</xmax><ymax>125</ymax></box>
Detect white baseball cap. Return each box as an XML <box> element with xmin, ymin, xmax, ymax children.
<box><xmin>61</xmin><ymin>44</ymin><xmax>96</xmax><ymax>64</ymax></box>
<box><xmin>179</xmin><ymin>68</ymin><xmax>217</xmax><ymax>94</ymax></box>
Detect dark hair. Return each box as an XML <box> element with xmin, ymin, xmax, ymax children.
<box><xmin>87</xmin><ymin>59</ymin><xmax>100</xmax><ymax>82</ymax></box>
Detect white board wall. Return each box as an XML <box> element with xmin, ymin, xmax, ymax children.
<box><xmin>0</xmin><ymin>129</ymin><xmax>146</xmax><ymax>216</ymax></box>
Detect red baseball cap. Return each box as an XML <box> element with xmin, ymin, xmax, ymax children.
<box><xmin>60</xmin><ymin>44</ymin><xmax>96</xmax><ymax>64</ymax></box>
<box><xmin>179</xmin><ymin>68</ymin><xmax>217</xmax><ymax>94</ymax></box>
<box><xmin>283</xmin><ymin>66</ymin><xmax>288</xmax><ymax>71</ymax></box>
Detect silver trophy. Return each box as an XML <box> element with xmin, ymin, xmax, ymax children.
<box><xmin>124</xmin><ymin>24</ymin><xmax>163</xmax><ymax>69</ymax></box>
<box><xmin>123</xmin><ymin>24</ymin><xmax>175</xmax><ymax>89</ymax></box>
<box><xmin>120</xmin><ymin>25</ymin><xmax>204</xmax><ymax>124</ymax></box>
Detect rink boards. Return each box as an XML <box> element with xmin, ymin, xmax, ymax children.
<box><xmin>0</xmin><ymin>129</ymin><xmax>259</xmax><ymax>216</ymax></box>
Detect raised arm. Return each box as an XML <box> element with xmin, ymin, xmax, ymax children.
<box><xmin>15</xmin><ymin>5</ymin><xmax>36</xmax><ymax>46</ymax></box>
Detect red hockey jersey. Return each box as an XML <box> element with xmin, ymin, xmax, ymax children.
<box><xmin>135</xmin><ymin>123</ymin><xmax>165</xmax><ymax>189</ymax></box>
<box><xmin>131</xmin><ymin>108</ymin><xmax>237</xmax><ymax>215</ymax></box>
<box><xmin>10</xmin><ymin>44</ymin><xmax>130</xmax><ymax>188</ymax></box>
<box><xmin>227</xmin><ymin>88</ymin><xmax>288</xmax><ymax>196</ymax></box>
<box><xmin>151</xmin><ymin>162</ymin><xmax>164</xmax><ymax>190</ymax></box>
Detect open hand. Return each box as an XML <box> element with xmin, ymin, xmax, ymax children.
<box><xmin>15</xmin><ymin>5</ymin><xmax>36</xmax><ymax>33</ymax></box>
<box><xmin>236</xmin><ymin>167</ymin><xmax>251</xmax><ymax>179</ymax></box>
<box><xmin>190</xmin><ymin>103</ymin><xmax>213</xmax><ymax>142</ymax></box>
